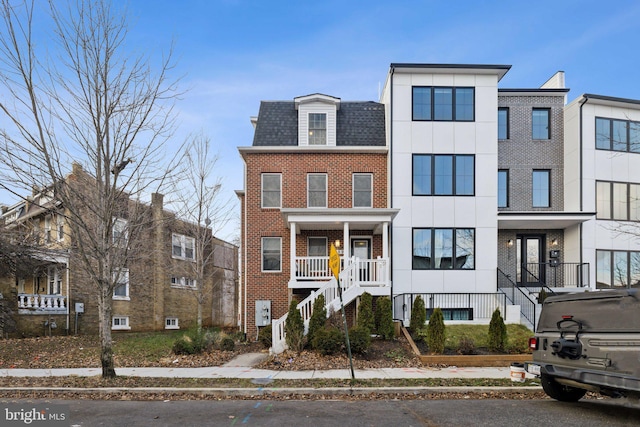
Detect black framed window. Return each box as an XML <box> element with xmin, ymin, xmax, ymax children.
<box><xmin>532</xmin><ymin>170</ymin><xmax>550</xmax><ymax>208</ymax></box>
<box><xmin>498</xmin><ymin>170</ymin><xmax>509</xmax><ymax>208</ymax></box>
<box><xmin>498</xmin><ymin>108</ymin><xmax>509</xmax><ymax>140</ymax></box>
<box><xmin>532</xmin><ymin>108</ymin><xmax>550</xmax><ymax>139</ymax></box>
<box><xmin>596</xmin><ymin>181</ymin><xmax>640</xmax><ymax>221</ymax></box>
<box><xmin>412</xmin><ymin>154</ymin><xmax>474</xmax><ymax>196</ymax></box>
<box><xmin>595</xmin><ymin>117</ymin><xmax>640</xmax><ymax>153</ymax></box>
<box><xmin>596</xmin><ymin>249</ymin><xmax>640</xmax><ymax>288</ymax></box>
<box><xmin>412</xmin><ymin>228</ymin><xmax>475</xmax><ymax>270</ymax></box>
<box><xmin>412</xmin><ymin>86</ymin><xmax>474</xmax><ymax>122</ymax></box>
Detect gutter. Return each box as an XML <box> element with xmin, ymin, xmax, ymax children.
<box><xmin>578</xmin><ymin>95</ymin><xmax>589</xmax><ymax>268</ymax></box>
<box><xmin>389</xmin><ymin>66</ymin><xmax>395</xmax><ymax>305</ymax></box>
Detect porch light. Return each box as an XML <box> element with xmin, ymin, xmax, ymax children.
<box><xmin>335</xmin><ymin>239</ymin><xmax>341</xmax><ymax>248</ymax></box>
<box><xmin>507</xmin><ymin>239</ymin><xmax>514</xmax><ymax>247</ymax></box>
<box><xmin>551</xmin><ymin>238</ymin><xmax>558</xmax><ymax>246</ymax></box>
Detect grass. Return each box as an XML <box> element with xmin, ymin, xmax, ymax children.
<box><xmin>442</xmin><ymin>324</ymin><xmax>533</xmax><ymax>354</ymax></box>
<box><xmin>0</xmin><ymin>376</ymin><xmax>541</xmax><ymax>389</ymax></box>
<box><xmin>112</xmin><ymin>330</ymin><xmax>188</xmax><ymax>359</ymax></box>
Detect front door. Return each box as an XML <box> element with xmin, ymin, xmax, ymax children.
<box><xmin>352</xmin><ymin>238</ymin><xmax>371</xmax><ymax>281</ymax></box>
<box><xmin>516</xmin><ymin>235</ymin><xmax>545</xmax><ymax>286</ymax></box>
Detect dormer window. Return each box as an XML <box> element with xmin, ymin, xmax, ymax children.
<box><xmin>294</xmin><ymin>94</ymin><xmax>340</xmax><ymax>146</ymax></box>
<box><xmin>308</xmin><ymin>113</ymin><xmax>327</xmax><ymax>145</ymax></box>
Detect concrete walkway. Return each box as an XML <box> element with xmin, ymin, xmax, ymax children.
<box><xmin>0</xmin><ymin>353</ymin><xmax>536</xmax><ymax>380</ymax></box>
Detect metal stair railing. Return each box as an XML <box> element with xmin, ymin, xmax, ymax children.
<box><xmin>497</xmin><ymin>268</ymin><xmax>538</xmax><ymax>331</ymax></box>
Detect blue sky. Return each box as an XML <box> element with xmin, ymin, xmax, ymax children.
<box><xmin>5</xmin><ymin>0</ymin><xmax>640</xmax><ymax>241</ymax></box>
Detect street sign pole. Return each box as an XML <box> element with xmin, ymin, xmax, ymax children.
<box><xmin>329</xmin><ymin>244</ymin><xmax>355</xmax><ymax>380</ymax></box>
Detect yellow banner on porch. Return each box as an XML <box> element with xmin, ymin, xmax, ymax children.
<box><xmin>329</xmin><ymin>243</ymin><xmax>341</xmax><ymax>280</ymax></box>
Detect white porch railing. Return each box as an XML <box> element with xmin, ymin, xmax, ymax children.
<box><xmin>272</xmin><ymin>256</ymin><xmax>390</xmax><ymax>354</ymax></box>
<box><xmin>294</xmin><ymin>256</ymin><xmax>336</xmax><ymax>280</ymax></box>
<box><xmin>293</xmin><ymin>256</ymin><xmax>388</xmax><ymax>286</ymax></box>
<box><xmin>18</xmin><ymin>294</ymin><xmax>67</xmax><ymax>311</ymax></box>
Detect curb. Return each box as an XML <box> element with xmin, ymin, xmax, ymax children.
<box><xmin>0</xmin><ymin>386</ymin><xmax>543</xmax><ymax>398</ymax></box>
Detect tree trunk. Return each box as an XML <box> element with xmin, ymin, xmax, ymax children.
<box><xmin>99</xmin><ymin>287</ymin><xmax>116</xmax><ymax>378</ymax></box>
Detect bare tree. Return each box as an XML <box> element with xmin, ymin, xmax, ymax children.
<box><xmin>0</xmin><ymin>0</ymin><xmax>178</xmax><ymax>377</ymax></box>
<box><xmin>170</xmin><ymin>134</ymin><xmax>234</xmax><ymax>330</ymax></box>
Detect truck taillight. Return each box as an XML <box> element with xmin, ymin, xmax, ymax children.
<box><xmin>529</xmin><ymin>337</ymin><xmax>539</xmax><ymax>350</ymax></box>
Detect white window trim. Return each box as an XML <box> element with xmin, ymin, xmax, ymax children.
<box><xmin>111</xmin><ymin>316</ymin><xmax>131</xmax><ymax>330</ymax></box>
<box><xmin>261</xmin><ymin>173</ymin><xmax>282</xmax><ymax>208</ymax></box>
<box><xmin>307</xmin><ymin>173</ymin><xmax>328</xmax><ymax>208</ymax></box>
<box><xmin>44</xmin><ymin>215</ymin><xmax>52</xmax><ymax>243</ymax></box>
<box><xmin>165</xmin><ymin>317</ymin><xmax>180</xmax><ymax>330</ymax></box>
<box><xmin>170</xmin><ymin>276</ymin><xmax>197</xmax><ymax>289</ymax></box>
<box><xmin>261</xmin><ymin>237</ymin><xmax>282</xmax><ymax>273</ymax></box>
<box><xmin>172</xmin><ymin>233</ymin><xmax>196</xmax><ymax>261</ymax></box>
<box><xmin>308</xmin><ymin>112</ymin><xmax>327</xmax><ymax>146</ymax></box>
<box><xmin>112</xmin><ymin>268</ymin><xmax>130</xmax><ymax>300</ymax></box>
<box><xmin>47</xmin><ymin>266</ymin><xmax>62</xmax><ymax>295</ymax></box>
<box><xmin>353</xmin><ymin>173</ymin><xmax>373</xmax><ymax>208</ymax></box>
<box><xmin>113</xmin><ymin>217</ymin><xmax>129</xmax><ymax>246</ymax></box>
<box><xmin>56</xmin><ymin>214</ymin><xmax>64</xmax><ymax>241</ymax></box>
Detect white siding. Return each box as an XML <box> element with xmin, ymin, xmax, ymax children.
<box><xmin>386</xmin><ymin>67</ymin><xmax>501</xmax><ymax>296</ymax></box>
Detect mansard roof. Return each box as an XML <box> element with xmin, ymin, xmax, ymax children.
<box><xmin>252</xmin><ymin>100</ymin><xmax>386</xmax><ymax>147</ymax></box>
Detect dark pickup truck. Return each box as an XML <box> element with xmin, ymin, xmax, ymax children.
<box><xmin>525</xmin><ymin>289</ymin><xmax>640</xmax><ymax>401</ymax></box>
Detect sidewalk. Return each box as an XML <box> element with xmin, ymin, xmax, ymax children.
<box><xmin>0</xmin><ymin>352</ymin><xmax>535</xmax><ymax>380</ymax></box>
<box><xmin>0</xmin><ymin>354</ymin><xmax>541</xmax><ymax>398</ymax></box>
<box><xmin>0</xmin><ymin>365</ymin><xmax>526</xmax><ymax>380</ymax></box>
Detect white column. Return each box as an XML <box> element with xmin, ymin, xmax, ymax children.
<box><xmin>382</xmin><ymin>222</ymin><xmax>389</xmax><ymax>259</ymax></box>
<box><xmin>290</xmin><ymin>222</ymin><xmax>297</xmax><ymax>283</ymax></box>
<box><xmin>343</xmin><ymin>222</ymin><xmax>350</xmax><ymax>260</ymax></box>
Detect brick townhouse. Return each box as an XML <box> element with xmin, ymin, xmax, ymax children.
<box><xmin>237</xmin><ymin>94</ymin><xmax>397</xmax><ymax>346</ymax></box>
<box><xmin>0</xmin><ymin>163</ymin><xmax>238</xmax><ymax>337</ymax></box>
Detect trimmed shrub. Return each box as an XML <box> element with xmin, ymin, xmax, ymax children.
<box><xmin>172</xmin><ymin>329</ymin><xmax>206</xmax><ymax>355</ymax></box>
<box><xmin>488</xmin><ymin>308</ymin><xmax>507</xmax><ymax>352</ymax></box>
<box><xmin>312</xmin><ymin>327</ymin><xmax>344</xmax><ymax>355</ymax></box>
<box><xmin>285</xmin><ymin>299</ymin><xmax>305</xmax><ymax>352</ymax></box>
<box><xmin>348</xmin><ymin>325</ymin><xmax>371</xmax><ymax>355</ymax></box>
<box><xmin>257</xmin><ymin>325</ymin><xmax>272</xmax><ymax>349</ymax></box>
<box><xmin>426</xmin><ymin>307</ymin><xmax>445</xmax><ymax>354</ymax></box>
<box><xmin>457</xmin><ymin>336</ymin><xmax>476</xmax><ymax>355</ymax></box>
<box><xmin>410</xmin><ymin>295</ymin><xmax>427</xmax><ymax>336</ymax></box>
<box><xmin>375</xmin><ymin>296</ymin><xmax>394</xmax><ymax>340</ymax></box>
<box><xmin>219</xmin><ymin>336</ymin><xmax>235</xmax><ymax>351</ymax></box>
<box><xmin>307</xmin><ymin>294</ymin><xmax>327</xmax><ymax>349</ymax></box>
<box><xmin>357</xmin><ymin>292</ymin><xmax>375</xmax><ymax>334</ymax></box>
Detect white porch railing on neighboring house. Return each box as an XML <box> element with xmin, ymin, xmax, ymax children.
<box><xmin>272</xmin><ymin>256</ymin><xmax>390</xmax><ymax>354</ymax></box>
<box><xmin>18</xmin><ymin>294</ymin><xmax>67</xmax><ymax>312</ymax></box>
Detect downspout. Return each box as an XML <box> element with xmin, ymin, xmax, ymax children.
<box><xmin>242</xmin><ymin>159</ymin><xmax>248</xmax><ymax>336</ymax></box>
<box><xmin>66</xmin><ymin>255</ymin><xmax>70</xmax><ymax>334</ymax></box>
<box><xmin>388</xmin><ymin>66</ymin><xmax>395</xmax><ymax>303</ymax></box>
<box><xmin>578</xmin><ymin>95</ymin><xmax>589</xmax><ymax>269</ymax></box>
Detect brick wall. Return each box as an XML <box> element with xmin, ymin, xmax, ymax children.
<box><xmin>241</xmin><ymin>150</ymin><xmax>387</xmax><ymax>336</ymax></box>
<box><xmin>498</xmin><ymin>95</ymin><xmax>565</xmax><ymax>211</ymax></box>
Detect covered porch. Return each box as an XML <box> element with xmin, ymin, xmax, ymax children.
<box><xmin>15</xmin><ymin>251</ymin><xmax>69</xmax><ymax>315</ymax></box>
<box><xmin>281</xmin><ymin>208</ymin><xmax>399</xmax><ymax>289</ymax></box>
<box><xmin>498</xmin><ymin>211</ymin><xmax>594</xmax><ymax>291</ymax></box>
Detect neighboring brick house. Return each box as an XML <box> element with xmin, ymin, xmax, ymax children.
<box><xmin>0</xmin><ymin>164</ymin><xmax>238</xmax><ymax>337</ymax></box>
<box><xmin>238</xmin><ymin>94</ymin><xmax>397</xmax><ymax>345</ymax></box>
